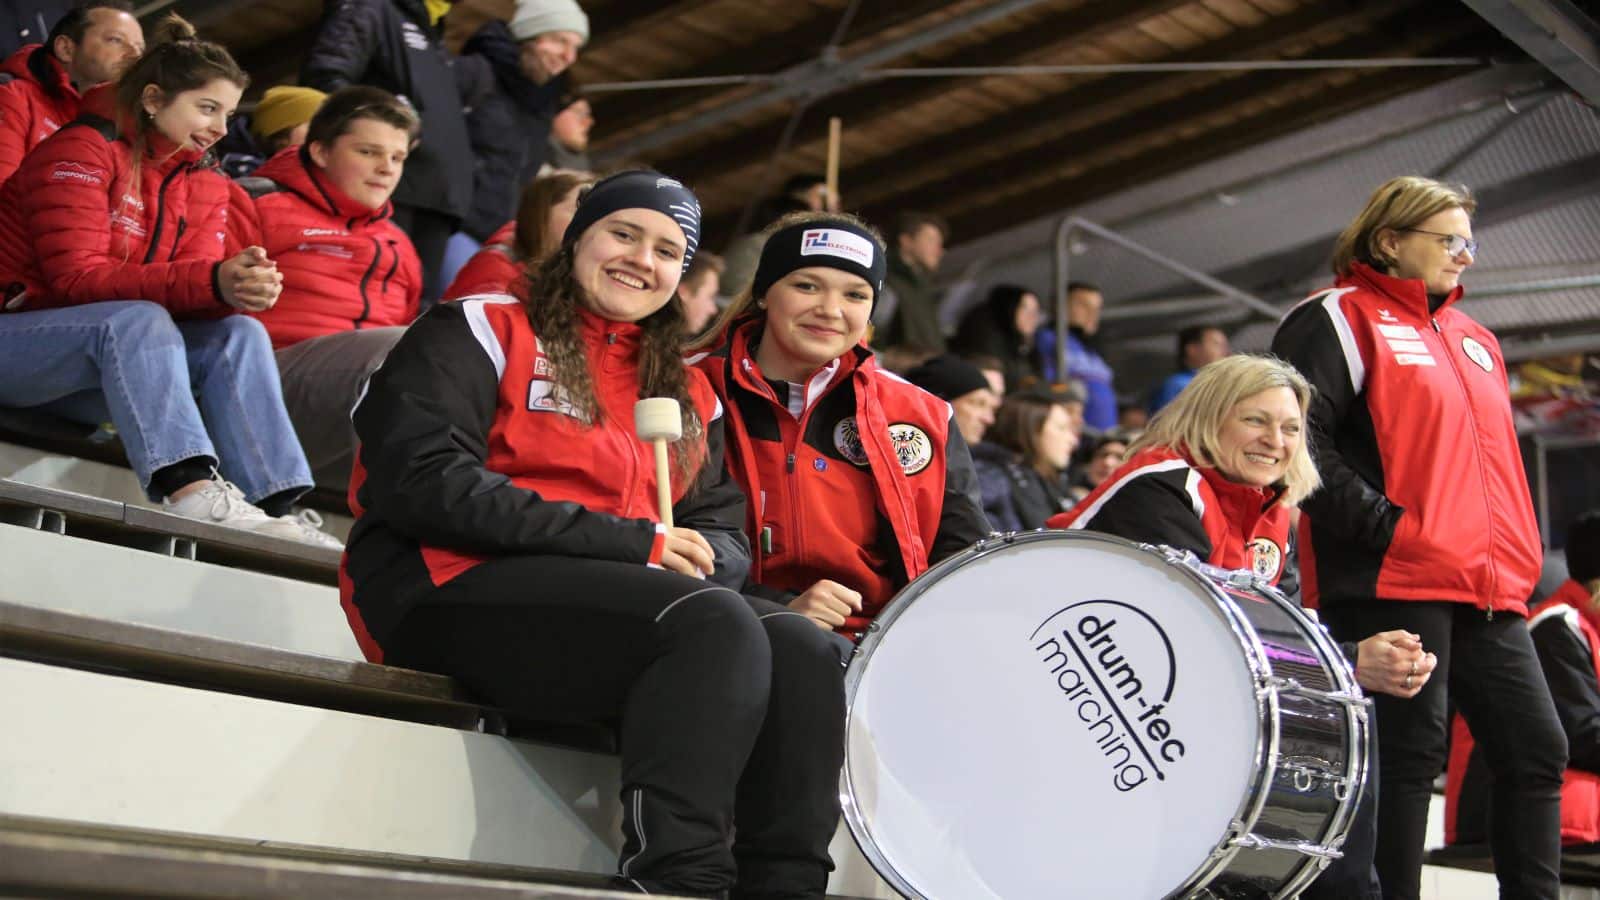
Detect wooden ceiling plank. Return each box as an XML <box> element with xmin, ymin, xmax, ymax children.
<box><xmin>653</xmin><ymin>0</ymin><xmax>1195</xmax><ymax>186</ymax></box>
<box><xmin>832</xmin><ymin>0</ymin><xmax>1410</xmax><ymax>210</ymax></box>
<box><xmin>909</xmin><ymin>29</ymin><xmax>1491</xmax><ymax>237</ymax></box>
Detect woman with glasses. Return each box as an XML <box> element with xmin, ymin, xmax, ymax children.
<box><xmin>1272</xmin><ymin>175</ymin><xmax>1562</xmax><ymax>900</ymax></box>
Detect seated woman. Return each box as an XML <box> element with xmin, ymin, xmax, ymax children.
<box><xmin>975</xmin><ymin>387</ymin><xmax>1079</xmax><ymax>530</ymax></box>
<box><xmin>441</xmin><ymin>168</ymin><xmax>592</xmax><ymax>301</ymax></box>
<box><xmin>344</xmin><ymin>171</ymin><xmax>847</xmax><ymax>898</ymax></box>
<box><xmin>689</xmin><ymin>211</ymin><xmax>990</xmax><ymax>636</ymax></box>
<box><xmin>238</xmin><ymin>85</ymin><xmax>423</xmax><ymax>490</ymax></box>
<box><xmin>1047</xmin><ymin>354</ymin><xmax>1437</xmax><ymax>900</ymax></box>
<box><xmin>0</xmin><ymin>15</ymin><xmax>335</xmax><ymax>546</ymax></box>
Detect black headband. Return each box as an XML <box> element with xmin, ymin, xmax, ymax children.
<box><xmin>751</xmin><ymin>220</ymin><xmax>886</xmax><ymax>303</ymax></box>
<box><xmin>562</xmin><ymin>170</ymin><xmax>701</xmax><ymax>272</ymax></box>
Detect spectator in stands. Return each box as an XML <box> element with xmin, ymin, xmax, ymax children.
<box><xmin>1069</xmin><ymin>428</ymin><xmax>1130</xmax><ymax>502</ymax></box>
<box><xmin>950</xmin><ymin>283</ymin><xmax>1043</xmax><ymax>391</ymax></box>
<box><xmin>1117</xmin><ymin>400</ymin><xmax>1148</xmax><ymax>432</ymax></box>
<box><xmin>1036</xmin><ymin>281</ymin><xmax>1117</xmax><ymax>431</ymax></box>
<box><xmin>456</xmin><ymin>0</ymin><xmax>586</xmax><ymax>249</ymax></box>
<box><xmin>678</xmin><ymin>249</ymin><xmax>722</xmax><ymax>336</ymax></box>
<box><xmin>1273</xmin><ymin>175</ymin><xmax>1561</xmax><ymax>900</ymax></box>
<box><xmin>302</xmin><ymin>0</ymin><xmax>483</xmax><ymax>302</ymax></box>
<box><xmin>1048</xmin><ymin>353</ymin><xmax>1437</xmax><ymax>900</ymax></box>
<box><xmin>0</xmin><ymin>16</ymin><xmax>337</xmax><ymax>547</ymax></box>
<box><xmin>719</xmin><ymin>172</ymin><xmax>835</xmax><ymax>299</ymax></box>
<box><xmin>1448</xmin><ymin>510</ymin><xmax>1600</xmax><ymax>854</ymax></box>
<box><xmin>346</xmin><ymin>171</ymin><xmax>848</xmax><ymax>899</ymax></box>
<box><xmin>215</xmin><ymin>84</ymin><xmax>327</xmax><ymax>181</ymax></box>
<box><xmin>0</xmin><ymin>0</ymin><xmax>141</xmax><ymax>185</ymax></box>
<box><xmin>690</xmin><ymin>211</ymin><xmax>989</xmax><ymax>637</ymax></box>
<box><xmin>441</xmin><ymin>168</ymin><xmax>591</xmax><ymax>301</ymax></box>
<box><xmin>979</xmin><ymin>388</ymin><xmax>1079</xmax><ymax>530</ymax></box>
<box><xmin>964</xmin><ymin>352</ymin><xmax>1007</xmax><ymax>400</ymax></box>
<box><xmin>905</xmin><ymin>353</ymin><xmax>999</xmax><ymax>447</ymax></box>
<box><xmin>544</xmin><ymin>84</ymin><xmax>591</xmax><ymax>172</ymax></box>
<box><xmin>1149</xmin><ymin>324</ymin><xmax>1230</xmax><ymax>414</ymax></box>
<box><xmin>237</xmin><ymin>86</ymin><xmax>423</xmax><ymax>491</ymax></box>
<box><xmin>877</xmin><ymin>210</ymin><xmax>948</xmax><ymax>355</ymax></box>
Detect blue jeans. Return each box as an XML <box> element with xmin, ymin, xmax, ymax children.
<box><xmin>0</xmin><ymin>301</ymin><xmax>313</xmax><ymax>503</ymax></box>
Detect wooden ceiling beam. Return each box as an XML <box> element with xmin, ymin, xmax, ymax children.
<box><xmin>835</xmin><ymin>0</ymin><xmax>1423</xmax><ymax>211</ymax></box>
<box><xmin>937</xmin><ymin>33</ymin><xmax>1491</xmax><ymax>242</ymax></box>
<box><xmin>587</xmin><ymin>0</ymin><xmax>982</xmax><ymax>144</ymax></box>
<box><xmin>643</xmin><ymin>0</ymin><xmax>1193</xmax><ymax>181</ymax></box>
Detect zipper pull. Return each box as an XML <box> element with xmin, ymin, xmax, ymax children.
<box><xmin>786</xmin><ymin>453</ymin><xmax>796</xmax><ymax>473</ymax></box>
<box><xmin>1486</xmin><ymin>604</ymin><xmax>1494</xmax><ymax>621</ymax></box>
<box><xmin>1432</xmin><ymin>318</ymin><xmax>1441</xmax><ymax>333</ymax></box>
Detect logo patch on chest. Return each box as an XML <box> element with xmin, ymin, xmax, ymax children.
<box><xmin>1248</xmin><ymin>537</ymin><xmax>1283</xmax><ymax>581</ymax></box>
<box><xmin>832</xmin><ymin>417</ymin><xmax>868</xmax><ymax>466</ymax></box>
<box><xmin>888</xmin><ymin>423</ymin><xmax>933</xmax><ymax>475</ymax></box>
<box><xmin>1461</xmin><ymin>336</ymin><xmax>1494</xmax><ymax>373</ymax></box>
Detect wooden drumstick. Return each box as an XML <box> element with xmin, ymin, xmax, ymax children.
<box><xmin>826</xmin><ymin>117</ymin><xmax>842</xmax><ymax>212</ymax></box>
<box><xmin>634</xmin><ymin>398</ymin><xmax>682</xmax><ymax>529</ymax></box>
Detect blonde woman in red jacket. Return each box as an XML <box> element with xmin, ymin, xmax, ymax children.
<box><xmin>0</xmin><ymin>16</ymin><xmax>335</xmax><ymax>546</ymax></box>
<box><xmin>236</xmin><ymin>86</ymin><xmax>423</xmax><ymax>490</ymax></box>
<box><xmin>1273</xmin><ymin>175</ymin><xmax>1562</xmax><ymax>899</ymax></box>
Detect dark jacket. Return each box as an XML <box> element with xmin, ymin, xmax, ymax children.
<box><xmin>342</xmin><ymin>297</ymin><xmax>750</xmax><ymax>662</ymax></box>
<box><xmin>1271</xmin><ymin>261</ymin><xmax>1542</xmax><ymax>614</ymax></box>
<box><xmin>878</xmin><ymin>250</ymin><xmax>944</xmax><ymax>353</ymax></box>
<box><xmin>949</xmin><ymin>285</ymin><xmax>1041</xmax><ymax>391</ymax></box>
<box><xmin>458</xmin><ymin>20</ymin><xmax>564</xmax><ymax>242</ymax></box>
<box><xmin>301</xmin><ymin>0</ymin><xmax>481</xmax><ymax>221</ymax></box>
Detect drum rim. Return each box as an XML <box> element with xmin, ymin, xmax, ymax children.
<box><xmin>837</xmin><ymin>530</ymin><xmax>1283</xmax><ymax>900</ymax></box>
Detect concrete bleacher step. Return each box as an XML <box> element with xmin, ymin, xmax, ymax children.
<box><xmin>0</xmin><ymin>475</ymin><xmax>340</xmax><ymax>585</ymax></box>
<box><xmin>0</xmin><ymin>816</ymin><xmax>662</xmax><ymax>899</ymax></box>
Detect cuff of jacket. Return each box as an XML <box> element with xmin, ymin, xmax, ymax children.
<box><xmin>645</xmin><ymin>522</ymin><xmax>667</xmax><ymax>568</ymax></box>
<box><xmin>210</xmin><ymin>261</ymin><xmax>227</xmax><ymax>307</ymax></box>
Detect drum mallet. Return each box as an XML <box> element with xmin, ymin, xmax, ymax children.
<box><xmin>634</xmin><ymin>398</ymin><xmax>682</xmax><ymax>529</ymax></box>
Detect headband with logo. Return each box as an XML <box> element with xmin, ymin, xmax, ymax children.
<box><xmin>562</xmin><ymin>169</ymin><xmax>701</xmax><ymax>272</ymax></box>
<box><xmin>751</xmin><ymin>220</ymin><xmax>886</xmax><ymax>303</ymax></box>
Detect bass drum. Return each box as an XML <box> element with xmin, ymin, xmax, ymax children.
<box><xmin>840</xmin><ymin>530</ymin><xmax>1368</xmax><ymax>899</ymax></box>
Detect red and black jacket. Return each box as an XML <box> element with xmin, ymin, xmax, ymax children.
<box><xmin>0</xmin><ymin>86</ymin><xmax>232</xmax><ymax>317</ymax></box>
<box><xmin>340</xmin><ymin>295</ymin><xmax>751</xmax><ymax>662</ymax></box>
<box><xmin>0</xmin><ymin>43</ymin><xmax>82</xmax><ymax>186</ymax></box>
<box><xmin>690</xmin><ymin>318</ymin><xmax>990</xmax><ymax>635</ymax></box>
<box><xmin>1047</xmin><ymin>446</ymin><xmax>1291</xmax><ymax>585</ymax></box>
<box><xmin>1447</xmin><ymin>579</ymin><xmax>1600</xmax><ymax>847</ymax></box>
<box><xmin>235</xmin><ymin>145</ymin><xmax>422</xmax><ymax>348</ymax></box>
<box><xmin>442</xmin><ymin>220</ymin><xmax>520</xmax><ymax>301</ymax></box>
<box><xmin>1271</xmin><ymin>261</ymin><xmax>1542</xmax><ymax>615</ymax></box>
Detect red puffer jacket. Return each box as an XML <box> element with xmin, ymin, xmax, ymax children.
<box><xmin>442</xmin><ymin>220</ymin><xmax>520</xmax><ymax>301</ymax></box>
<box><xmin>237</xmin><ymin>146</ymin><xmax>422</xmax><ymax>348</ymax></box>
<box><xmin>0</xmin><ymin>44</ymin><xmax>82</xmax><ymax>186</ymax></box>
<box><xmin>0</xmin><ymin>86</ymin><xmax>232</xmax><ymax>317</ymax></box>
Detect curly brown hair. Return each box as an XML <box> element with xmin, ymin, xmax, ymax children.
<box><xmin>522</xmin><ymin>246</ymin><xmax>706</xmax><ymax>484</ymax></box>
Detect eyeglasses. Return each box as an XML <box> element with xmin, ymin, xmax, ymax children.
<box><xmin>1400</xmin><ymin>228</ymin><xmax>1478</xmax><ymax>259</ymax></box>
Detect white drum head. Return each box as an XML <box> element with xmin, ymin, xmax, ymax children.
<box><xmin>843</xmin><ymin>533</ymin><xmax>1264</xmax><ymax>899</ymax></box>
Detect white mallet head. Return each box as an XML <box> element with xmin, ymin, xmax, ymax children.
<box><xmin>634</xmin><ymin>397</ymin><xmax>683</xmax><ymax>442</ymax></box>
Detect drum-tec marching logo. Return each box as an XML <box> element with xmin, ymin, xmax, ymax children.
<box><xmin>1031</xmin><ymin>601</ymin><xmax>1186</xmax><ymax>794</ymax></box>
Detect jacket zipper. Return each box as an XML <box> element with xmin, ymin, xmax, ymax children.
<box><xmin>141</xmin><ymin>164</ymin><xmax>186</xmax><ymax>264</ymax></box>
<box><xmin>1432</xmin><ymin>316</ymin><xmax>1500</xmax><ymax>618</ymax></box>
<box><xmin>354</xmin><ymin>237</ymin><xmax>381</xmax><ymax>328</ymax></box>
<box><xmin>166</xmin><ymin>217</ymin><xmax>186</xmax><ymax>261</ymax></box>
<box><xmin>380</xmin><ymin>241</ymin><xmax>399</xmax><ymax>295</ymax></box>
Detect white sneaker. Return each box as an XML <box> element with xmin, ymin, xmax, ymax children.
<box><xmin>162</xmin><ymin>476</ymin><xmax>342</xmax><ymax>550</ymax></box>
<box><xmin>277</xmin><ymin>508</ymin><xmax>345</xmax><ymax>550</ymax></box>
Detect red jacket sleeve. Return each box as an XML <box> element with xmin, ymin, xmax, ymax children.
<box><xmin>0</xmin><ymin>83</ymin><xmax>32</xmax><ymax>187</ymax></box>
<box><xmin>21</xmin><ymin>129</ymin><xmax>226</xmax><ymax>315</ymax></box>
<box><xmin>222</xmin><ymin>177</ymin><xmax>261</xmax><ymax>257</ymax></box>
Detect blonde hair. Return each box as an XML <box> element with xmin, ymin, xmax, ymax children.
<box><xmin>1130</xmin><ymin>354</ymin><xmax>1320</xmax><ymax>506</ymax></box>
<box><xmin>689</xmin><ymin>209</ymin><xmax>884</xmax><ymax>350</ymax></box>
<box><xmin>1331</xmin><ymin>176</ymin><xmax>1476</xmax><ymax>278</ymax></box>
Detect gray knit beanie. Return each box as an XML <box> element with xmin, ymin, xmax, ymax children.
<box><xmin>509</xmin><ymin>0</ymin><xmax>590</xmax><ymax>43</ymax></box>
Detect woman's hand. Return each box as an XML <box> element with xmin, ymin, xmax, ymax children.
<box><xmin>658</xmin><ymin>526</ymin><xmax>714</xmax><ymax>579</ymax></box>
<box><xmin>789</xmin><ymin>579</ymin><xmax>862</xmax><ymax>631</ymax></box>
<box><xmin>1355</xmin><ymin>629</ymin><xmax>1437</xmax><ymax>698</ymax></box>
<box><xmin>218</xmin><ymin>246</ymin><xmax>283</xmax><ymax>312</ymax></box>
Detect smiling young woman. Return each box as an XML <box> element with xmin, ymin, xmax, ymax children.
<box><xmin>344</xmin><ymin>171</ymin><xmax>854</xmax><ymax>898</ymax></box>
<box><xmin>0</xmin><ymin>14</ymin><xmax>341</xmax><ymax>547</ymax></box>
<box><xmin>689</xmin><ymin>211</ymin><xmax>990</xmax><ymax>637</ymax></box>
<box><xmin>1273</xmin><ymin>175</ymin><xmax>1561</xmax><ymax>900</ymax></box>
